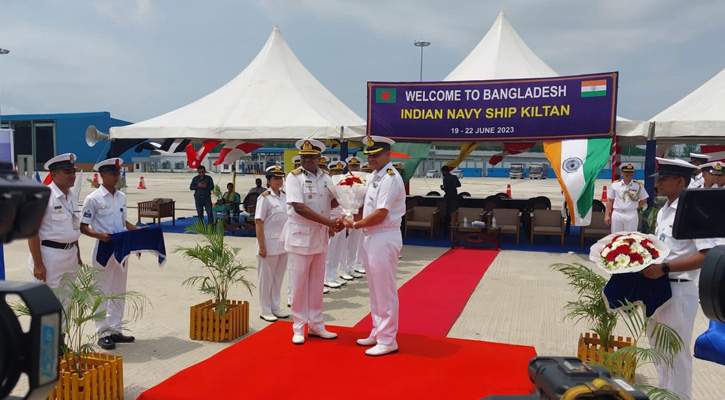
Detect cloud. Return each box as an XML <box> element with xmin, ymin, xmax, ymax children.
<box><xmin>93</xmin><ymin>0</ymin><xmax>156</xmax><ymax>27</ymax></box>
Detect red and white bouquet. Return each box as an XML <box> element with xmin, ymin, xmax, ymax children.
<box><xmin>332</xmin><ymin>172</ymin><xmax>368</xmax><ymax>218</ymax></box>
<box><xmin>589</xmin><ymin>232</ymin><xmax>669</xmax><ymax>274</ymax></box>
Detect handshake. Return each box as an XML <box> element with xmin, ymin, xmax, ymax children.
<box><xmin>328</xmin><ymin>217</ymin><xmax>345</xmax><ymax>233</ymax></box>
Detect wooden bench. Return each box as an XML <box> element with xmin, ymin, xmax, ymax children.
<box><xmin>138</xmin><ymin>198</ymin><xmax>176</xmax><ymax>226</ymax></box>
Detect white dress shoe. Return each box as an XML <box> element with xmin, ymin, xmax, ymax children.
<box><xmin>292</xmin><ymin>334</ymin><xmax>305</xmax><ymax>345</ymax></box>
<box><xmin>365</xmin><ymin>343</ymin><xmax>398</xmax><ymax>356</ymax></box>
<box><xmin>260</xmin><ymin>314</ymin><xmax>278</xmax><ymax>322</ymax></box>
<box><xmin>272</xmin><ymin>310</ymin><xmax>290</xmax><ymax>318</ymax></box>
<box><xmin>356</xmin><ymin>337</ymin><xmax>377</xmax><ymax>346</ymax></box>
<box><xmin>308</xmin><ymin>330</ymin><xmax>338</xmax><ymax>339</ymax></box>
<box><xmin>354</xmin><ymin>268</ymin><xmax>366</xmax><ymax>274</ymax></box>
<box><xmin>323</xmin><ymin>287</ymin><xmax>330</xmax><ymax>294</ymax></box>
<box><xmin>324</xmin><ymin>281</ymin><xmax>342</xmax><ymax>288</ymax></box>
<box><xmin>335</xmin><ymin>279</ymin><xmax>348</xmax><ymax>285</ymax></box>
<box><xmin>339</xmin><ymin>273</ymin><xmax>354</xmax><ymax>281</ymax></box>
<box><xmin>350</xmin><ymin>271</ymin><xmax>363</xmax><ymax>278</ymax></box>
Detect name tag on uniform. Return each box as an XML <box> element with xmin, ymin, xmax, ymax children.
<box><xmin>372</xmin><ymin>183</ymin><xmax>378</xmax><ymax>189</ymax></box>
<box><xmin>659</xmin><ymin>233</ymin><xmax>666</xmax><ymax>241</ymax></box>
<box><xmin>55</xmin><ymin>206</ymin><xmax>64</xmax><ymax>214</ymax></box>
<box><xmin>102</xmin><ymin>204</ymin><xmax>111</xmax><ymax>209</ymax></box>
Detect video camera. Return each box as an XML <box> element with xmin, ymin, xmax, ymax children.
<box><xmin>1</xmin><ymin>156</ymin><xmax>63</xmax><ymax>399</ymax></box>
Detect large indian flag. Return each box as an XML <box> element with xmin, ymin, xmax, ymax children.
<box><xmin>544</xmin><ymin>138</ymin><xmax>612</xmax><ymax>226</ymax></box>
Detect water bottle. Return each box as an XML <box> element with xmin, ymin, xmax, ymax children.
<box><xmin>492</xmin><ymin>216</ymin><xmax>498</xmax><ymax>229</ymax></box>
<box><xmin>463</xmin><ymin>216</ymin><xmax>468</xmax><ymax>227</ymax></box>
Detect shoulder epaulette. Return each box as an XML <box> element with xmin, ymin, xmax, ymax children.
<box><xmin>261</xmin><ymin>190</ymin><xmax>271</xmax><ymax>197</ymax></box>
<box><xmin>292</xmin><ymin>167</ymin><xmax>303</xmax><ymax>175</ymax></box>
<box><xmin>387</xmin><ymin>168</ymin><xmax>395</xmax><ymax>175</ymax></box>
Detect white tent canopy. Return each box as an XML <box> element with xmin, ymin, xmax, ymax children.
<box><xmin>445</xmin><ymin>11</ymin><xmax>649</xmax><ymax>143</ymax></box>
<box><xmin>651</xmin><ymin>67</ymin><xmax>725</xmax><ymax>143</ymax></box>
<box><xmin>110</xmin><ymin>26</ymin><xmax>365</xmax><ymax>142</ymax></box>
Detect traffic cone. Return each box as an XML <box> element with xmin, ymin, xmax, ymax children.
<box><xmin>138</xmin><ymin>176</ymin><xmax>147</xmax><ymax>189</ymax></box>
<box><xmin>506</xmin><ymin>184</ymin><xmax>512</xmax><ymax>197</ymax></box>
<box><xmin>601</xmin><ymin>186</ymin><xmax>608</xmax><ymax>202</ymax></box>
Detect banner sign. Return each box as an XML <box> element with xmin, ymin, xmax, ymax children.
<box><xmin>367</xmin><ymin>72</ymin><xmax>618</xmax><ymax>142</ymax></box>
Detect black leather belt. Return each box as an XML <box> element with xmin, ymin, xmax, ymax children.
<box><xmin>41</xmin><ymin>240</ymin><xmax>75</xmax><ymax>250</ymax></box>
<box><xmin>669</xmin><ymin>278</ymin><xmax>692</xmax><ymax>283</ymax></box>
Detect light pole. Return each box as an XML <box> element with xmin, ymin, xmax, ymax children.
<box><xmin>414</xmin><ymin>41</ymin><xmax>430</xmax><ymax>81</ymax></box>
<box><xmin>0</xmin><ymin>47</ymin><xmax>8</xmax><ymax>125</ymax></box>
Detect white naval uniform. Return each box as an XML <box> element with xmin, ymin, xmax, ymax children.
<box><xmin>343</xmin><ymin>171</ymin><xmax>369</xmax><ymax>274</ymax></box>
<box><xmin>325</xmin><ymin>204</ymin><xmax>346</xmax><ymax>283</ymax></box>
<box><xmin>688</xmin><ymin>173</ymin><xmax>704</xmax><ymax>189</ymax></box>
<box><xmin>27</xmin><ymin>182</ymin><xmax>81</xmax><ymax>290</ymax></box>
<box><xmin>650</xmin><ymin>198</ymin><xmax>716</xmax><ymax>400</ymax></box>
<box><xmin>360</xmin><ymin>163</ymin><xmax>405</xmax><ymax>346</ymax></box>
<box><xmin>81</xmin><ymin>185</ymin><xmax>129</xmax><ymax>337</ymax></box>
<box><xmin>255</xmin><ymin>189</ymin><xmax>288</xmax><ymax>315</ymax></box>
<box><xmin>609</xmin><ymin>179</ymin><xmax>648</xmax><ymax>233</ymax></box>
<box><xmin>284</xmin><ymin>167</ymin><xmax>336</xmax><ymax>336</ymax></box>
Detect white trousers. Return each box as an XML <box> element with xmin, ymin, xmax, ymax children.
<box><xmin>362</xmin><ymin>229</ymin><xmax>402</xmax><ymax>346</ymax></box>
<box><xmin>648</xmin><ymin>281</ymin><xmax>698</xmax><ymax>400</ymax></box>
<box><xmin>611</xmin><ymin>209</ymin><xmax>639</xmax><ymax>233</ymax></box>
<box><xmin>92</xmin><ymin>241</ymin><xmax>129</xmax><ymax>336</ymax></box>
<box><xmin>325</xmin><ymin>230</ymin><xmax>346</xmax><ymax>282</ymax></box>
<box><xmin>288</xmin><ymin>252</ymin><xmax>327</xmax><ymax>335</ymax></box>
<box><xmin>257</xmin><ymin>253</ymin><xmax>288</xmax><ymax>315</ymax></box>
<box><xmin>344</xmin><ymin>228</ymin><xmax>363</xmax><ymax>273</ymax></box>
<box><xmin>28</xmin><ymin>246</ymin><xmax>78</xmax><ymax>316</ymax></box>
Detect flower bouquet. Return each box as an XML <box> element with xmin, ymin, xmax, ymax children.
<box><xmin>332</xmin><ymin>172</ymin><xmax>368</xmax><ymax>219</ymax></box>
<box><xmin>589</xmin><ymin>232</ymin><xmax>669</xmax><ymax>274</ymax></box>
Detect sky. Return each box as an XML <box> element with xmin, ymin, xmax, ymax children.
<box><xmin>1</xmin><ymin>0</ymin><xmax>724</xmax><ymax>125</ymax></box>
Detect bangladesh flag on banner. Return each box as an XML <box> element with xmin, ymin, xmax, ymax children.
<box><xmin>544</xmin><ymin>137</ymin><xmax>612</xmax><ymax>226</ymax></box>
<box><xmin>375</xmin><ymin>88</ymin><xmax>396</xmax><ymax>103</ymax></box>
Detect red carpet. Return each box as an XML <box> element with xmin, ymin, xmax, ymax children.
<box><xmin>354</xmin><ymin>248</ymin><xmax>499</xmax><ymax>337</ymax></box>
<box><xmin>138</xmin><ymin>322</ymin><xmax>536</xmax><ymax>400</ymax></box>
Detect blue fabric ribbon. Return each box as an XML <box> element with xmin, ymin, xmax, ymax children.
<box><xmin>695</xmin><ymin>321</ymin><xmax>725</xmax><ymax>366</ymax></box>
<box><xmin>602</xmin><ymin>273</ymin><xmax>672</xmax><ymax>318</ymax></box>
<box><xmin>95</xmin><ymin>226</ymin><xmax>166</xmax><ymax>267</ymax></box>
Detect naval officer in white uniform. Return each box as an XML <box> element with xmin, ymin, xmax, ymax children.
<box><xmin>604</xmin><ymin>163</ymin><xmax>648</xmax><ymax>233</ymax></box>
<box><xmin>255</xmin><ymin>165</ymin><xmax>290</xmax><ymax>322</ymax></box>
<box><xmin>80</xmin><ymin>158</ymin><xmax>141</xmax><ymax>350</ymax></box>
<box><xmin>284</xmin><ymin>139</ymin><xmax>343</xmax><ymax>345</ymax></box>
<box><xmin>27</xmin><ymin>153</ymin><xmax>83</xmax><ymax>302</ymax></box>
<box><xmin>343</xmin><ymin>136</ymin><xmax>406</xmax><ymax>357</ymax></box>
<box><xmin>687</xmin><ymin>153</ymin><xmax>711</xmax><ymax>189</ymax></box>
<box><xmin>641</xmin><ymin>158</ymin><xmax>716</xmax><ymax>400</ymax></box>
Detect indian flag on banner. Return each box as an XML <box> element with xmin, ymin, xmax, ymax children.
<box><xmin>543</xmin><ymin>138</ymin><xmax>612</xmax><ymax>226</ymax></box>
<box><xmin>375</xmin><ymin>88</ymin><xmax>396</xmax><ymax>103</ymax></box>
<box><xmin>581</xmin><ymin>80</ymin><xmax>607</xmax><ymax>97</ymax></box>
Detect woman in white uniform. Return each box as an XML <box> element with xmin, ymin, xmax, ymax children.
<box><xmin>255</xmin><ymin>165</ymin><xmax>290</xmax><ymax>322</ymax></box>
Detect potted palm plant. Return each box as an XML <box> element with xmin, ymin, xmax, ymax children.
<box><xmin>15</xmin><ymin>263</ymin><xmax>147</xmax><ymax>400</ymax></box>
<box><xmin>552</xmin><ymin>263</ymin><xmax>683</xmax><ymax>399</ymax></box>
<box><xmin>176</xmin><ymin>220</ymin><xmax>254</xmax><ymax>342</ymax></box>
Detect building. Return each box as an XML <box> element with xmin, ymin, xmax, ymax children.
<box><xmin>0</xmin><ymin>111</ymin><xmax>143</xmax><ymax>174</ymax></box>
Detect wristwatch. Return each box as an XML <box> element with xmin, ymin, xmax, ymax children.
<box><xmin>662</xmin><ymin>263</ymin><xmax>670</xmax><ymax>274</ymax></box>
<box><xmin>353</xmin><ymin>221</ymin><xmax>357</xmax><ymax>229</ymax></box>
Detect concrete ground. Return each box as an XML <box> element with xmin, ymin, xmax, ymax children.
<box><xmin>5</xmin><ymin>173</ymin><xmax>724</xmax><ymax>399</ymax></box>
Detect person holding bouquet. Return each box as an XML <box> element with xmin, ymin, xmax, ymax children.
<box><xmin>324</xmin><ymin>161</ymin><xmax>349</xmax><ymax>289</ymax></box>
<box><xmin>343</xmin><ymin>136</ymin><xmax>406</xmax><ymax>357</ymax></box>
<box><xmin>640</xmin><ymin>157</ymin><xmax>716</xmax><ymax>400</ymax></box>
<box><xmin>604</xmin><ymin>163</ymin><xmax>648</xmax><ymax>233</ymax></box>
<box><xmin>255</xmin><ymin>165</ymin><xmax>290</xmax><ymax>322</ymax></box>
<box><xmin>342</xmin><ymin>155</ymin><xmax>367</xmax><ymax>278</ymax></box>
<box><xmin>284</xmin><ymin>139</ymin><xmax>343</xmax><ymax>345</ymax></box>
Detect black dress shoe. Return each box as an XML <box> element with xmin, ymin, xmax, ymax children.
<box><xmin>98</xmin><ymin>336</ymin><xmax>116</xmax><ymax>350</ymax></box>
<box><xmin>110</xmin><ymin>333</ymin><xmax>135</xmax><ymax>343</ymax></box>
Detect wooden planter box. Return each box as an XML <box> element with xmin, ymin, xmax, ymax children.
<box><xmin>577</xmin><ymin>332</ymin><xmax>637</xmax><ymax>383</ymax></box>
<box><xmin>190</xmin><ymin>300</ymin><xmax>249</xmax><ymax>342</ymax></box>
<box><xmin>48</xmin><ymin>352</ymin><xmax>123</xmax><ymax>400</ymax></box>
